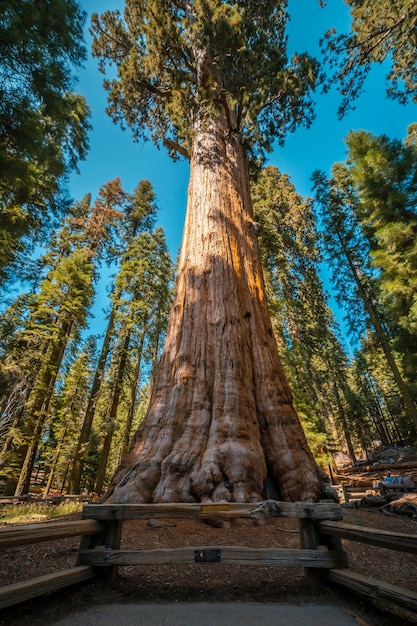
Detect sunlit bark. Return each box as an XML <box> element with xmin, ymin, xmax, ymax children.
<box><xmin>105</xmin><ymin>108</ymin><xmax>323</xmax><ymax>503</ymax></box>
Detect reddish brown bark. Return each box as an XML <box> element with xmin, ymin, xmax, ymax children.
<box><xmin>105</xmin><ymin>108</ymin><xmax>324</xmax><ymax>504</ymax></box>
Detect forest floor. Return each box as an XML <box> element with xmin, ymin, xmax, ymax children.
<box><xmin>1</xmin><ymin>446</ymin><xmax>417</xmax><ymax>626</ymax></box>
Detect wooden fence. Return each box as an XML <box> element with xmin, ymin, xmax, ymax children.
<box><xmin>334</xmin><ymin>482</ymin><xmax>417</xmax><ymax>504</ymax></box>
<box><xmin>319</xmin><ymin>520</ymin><xmax>417</xmax><ymax>612</ymax></box>
<box><xmin>0</xmin><ymin>518</ymin><xmax>102</xmax><ymax>609</ymax></box>
<box><xmin>78</xmin><ymin>501</ymin><xmax>346</xmax><ymax>589</ymax></box>
<box><xmin>333</xmin><ymin>484</ymin><xmax>375</xmax><ymax>503</ymax></box>
<box><xmin>0</xmin><ymin>500</ymin><xmax>416</xmax><ymax>615</ymax></box>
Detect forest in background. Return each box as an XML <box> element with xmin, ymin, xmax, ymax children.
<box><xmin>0</xmin><ymin>0</ymin><xmax>416</xmax><ymax>497</ymax></box>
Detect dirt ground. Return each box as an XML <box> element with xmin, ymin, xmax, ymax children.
<box><xmin>1</xmin><ymin>503</ymin><xmax>417</xmax><ymax>626</ymax></box>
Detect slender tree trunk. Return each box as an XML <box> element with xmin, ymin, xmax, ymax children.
<box><xmin>43</xmin><ymin>426</ymin><xmax>68</xmax><ymax>498</ymax></box>
<box><xmin>0</xmin><ymin>342</ymin><xmax>50</xmax><ymax>471</ymax></box>
<box><xmin>14</xmin><ymin>320</ymin><xmax>72</xmax><ymax>495</ymax></box>
<box><xmin>95</xmin><ymin>329</ymin><xmax>131</xmax><ymax>494</ymax></box>
<box><xmin>331</xmin><ymin>383</ymin><xmax>357</xmax><ymax>465</ymax></box>
<box><xmin>338</xmin><ymin>231</ymin><xmax>417</xmax><ymax>429</ymax></box>
<box><xmin>68</xmin><ymin>308</ymin><xmax>115</xmax><ymax>493</ymax></box>
<box><xmin>120</xmin><ymin>327</ymin><xmax>146</xmax><ymax>460</ymax></box>
<box><xmin>105</xmin><ymin>108</ymin><xmax>323</xmax><ymax>504</ymax></box>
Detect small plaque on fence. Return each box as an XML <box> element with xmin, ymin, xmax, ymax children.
<box><xmin>194</xmin><ymin>549</ymin><xmax>221</xmax><ymax>562</ymax></box>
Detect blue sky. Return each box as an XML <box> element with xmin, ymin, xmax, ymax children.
<box><xmin>71</xmin><ymin>0</ymin><xmax>416</xmax><ymax>334</ymax></box>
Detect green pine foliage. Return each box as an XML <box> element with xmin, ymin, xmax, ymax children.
<box><xmin>93</xmin><ymin>225</ymin><xmax>174</xmax><ymax>492</ymax></box>
<box><xmin>41</xmin><ymin>337</ymin><xmax>97</xmax><ymax>495</ymax></box>
<box><xmin>345</xmin><ymin>128</ymin><xmax>417</xmax><ymax>393</ymax></box>
<box><xmin>312</xmin><ymin>165</ymin><xmax>374</xmax><ymax>339</ymax></box>
<box><xmin>0</xmin><ymin>180</ymin><xmax>125</xmax><ymax>493</ymax></box>
<box><xmin>0</xmin><ymin>0</ymin><xmax>91</xmax><ymax>284</ymax></box>
<box><xmin>350</xmin><ymin>337</ymin><xmax>412</xmax><ymax>446</ymax></box>
<box><xmin>313</xmin><ymin>126</ymin><xmax>417</xmax><ymax>440</ymax></box>
<box><xmin>322</xmin><ymin>0</ymin><xmax>417</xmax><ymax>116</ymax></box>
<box><xmin>251</xmin><ymin>166</ymin><xmax>351</xmax><ymax>467</ymax></box>
<box><xmin>65</xmin><ymin>180</ymin><xmax>174</xmax><ymax>494</ymax></box>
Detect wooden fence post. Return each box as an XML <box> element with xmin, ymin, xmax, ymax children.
<box><xmin>77</xmin><ymin>519</ymin><xmax>122</xmax><ymax>584</ymax></box>
<box><xmin>103</xmin><ymin>520</ymin><xmax>123</xmax><ymax>584</ymax></box>
<box><xmin>298</xmin><ymin>518</ymin><xmax>326</xmax><ymax>590</ymax></box>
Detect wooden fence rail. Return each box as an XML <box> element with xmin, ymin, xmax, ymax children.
<box><xmin>318</xmin><ymin>519</ymin><xmax>417</xmax><ymax>613</ymax></box>
<box><xmin>1</xmin><ymin>500</ymin><xmax>416</xmax><ymax>617</ymax></box>
<box><xmin>80</xmin><ymin>501</ymin><xmax>343</xmax><ymax>521</ymax></box>
<box><xmin>0</xmin><ymin>494</ymin><xmax>93</xmax><ymax>505</ymax></box>
<box><xmin>319</xmin><ymin>520</ymin><xmax>417</xmax><ymax>554</ymax></box>
<box><xmin>79</xmin><ymin>546</ymin><xmax>348</xmax><ymax>568</ymax></box>
<box><xmin>0</xmin><ymin>519</ymin><xmax>104</xmax><ymax>609</ymax></box>
<box><xmin>0</xmin><ymin>519</ymin><xmax>103</xmax><ymax>548</ymax></box>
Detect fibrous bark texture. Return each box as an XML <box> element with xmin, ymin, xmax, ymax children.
<box><xmin>105</xmin><ymin>110</ymin><xmax>323</xmax><ymax>504</ymax></box>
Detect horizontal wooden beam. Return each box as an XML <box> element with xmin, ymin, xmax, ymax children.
<box><xmin>0</xmin><ymin>519</ymin><xmax>104</xmax><ymax>548</ymax></box>
<box><xmin>79</xmin><ymin>546</ymin><xmax>348</xmax><ymax>569</ymax></box>
<box><xmin>82</xmin><ymin>501</ymin><xmax>343</xmax><ymax>521</ymax></box>
<box><xmin>0</xmin><ymin>566</ymin><xmax>95</xmax><ymax>610</ymax></box>
<box><xmin>319</xmin><ymin>521</ymin><xmax>417</xmax><ymax>554</ymax></box>
<box><xmin>328</xmin><ymin>569</ymin><xmax>417</xmax><ymax>612</ymax></box>
<box><xmin>0</xmin><ymin>495</ymin><xmax>30</xmax><ymax>501</ymax></box>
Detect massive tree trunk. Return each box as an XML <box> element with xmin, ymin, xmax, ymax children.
<box><xmin>105</xmin><ymin>108</ymin><xmax>324</xmax><ymax>504</ymax></box>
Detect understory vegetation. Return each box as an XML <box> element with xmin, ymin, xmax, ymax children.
<box><xmin>0</xmin><ymin>501</ymin><xmax>83</xmax><ymax>524</ymax></box>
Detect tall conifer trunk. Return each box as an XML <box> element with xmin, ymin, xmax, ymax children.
<box><xmin>68</xmin><ymin>307</ymin><xmax>115</xmax><ymax>493</ymax></box>
<box><xmin>14</xmin><ymin>319</ymin><xmax>73</xmax><ymax>495</ymax></box>
<box><xmin>105</xmin><ymin>107</ymin><xmax>323</xmax><ymax>503</ymax></box>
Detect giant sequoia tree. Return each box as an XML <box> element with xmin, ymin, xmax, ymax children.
<box><xmin>93</xmin><ymin>1</ymin><xmax>326</xmax><ymax>503</ymax></box>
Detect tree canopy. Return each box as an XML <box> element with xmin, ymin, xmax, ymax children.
<box><xmin>91</xmin><ymin>0</ymin><xmax>323</xmax><ymax>162</ymax></box>
<box><xmin>0</xmin><ymin>0</ymin><xmax>90</xmax><ymax>283</ymax></box>
<box><xmin>322</xmin><ymin>0</ymin><xmax>417</xmax><ymax>116</ymax></box>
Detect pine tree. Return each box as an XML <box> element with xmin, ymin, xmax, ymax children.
<box><xmin>345</xmin><ymin>128</ymin><xmax>417</xmax><ymax>395</ymax></box>
<box><xmin>322</xmin><ymin>0</ymin><xmax>417</xmax><ymax>116</ymax></box>
<box><xmin>0</xmin><ymin>180</ymin><xmax>124</xmax><ymax>494</ymax></box>
<box><xmin>42</xmin><ymin>337</ymin><xmax>96</xmax><ymax>497</ymax></box>
<box><xmin>3</xmin><ymin>248</ymin><xmax>95</xmax><ymax>494</ymax></box>
<box><xmin>94</xmin><ymin>227</ymin><xmax>174</xmax><ymax>494</ymax></box>
<box><xmin>0</xmin><ymin>0</ymin><xmax>90</xmax><ymax>284</ymax></box>
<box><xmin>251</xmin><ymin>166</ymin><xmax>353</xmax><ymax>467</ymax></box>
<box><xmin>313</xmin><ymin>146</ymin><xmax>417</xmax><ymax>436</ymax></box>
<box><xmin>68</xmin><ymin>180</ymin><xmax>162</xmax><ymax>493</ymax></box>
<box><xmin>350</xmin><ymin>338</ymin><xmax>409</xmax><ymax>446</ymax></box>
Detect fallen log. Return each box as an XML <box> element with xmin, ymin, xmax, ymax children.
<box><xmin>381</xmin><ymin>493</ymin><xmax>417</xmax><ymax>517</ymax></box>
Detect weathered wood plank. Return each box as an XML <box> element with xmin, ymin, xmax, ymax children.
<box><xmin>0</xmin><ymin>495</ymin><xmax>30</xmax><ymax>501</ymax></box>
<box><xmin>79</xmin><ymin>546</ymin><xmax>348</xmax><ymax>568</ymax></box>
<box><xmin>82</xmin><ymin>501</ymin><xmax>343</xmax><ymax>521</ymax></box>
<box><xmin>328</xmin><ymin>569</ymin><xmax>417</xmax><ymax>612</ymax></box>
<box><xmin>0</xmin><ymin>566</ymin><xmax>95</xmax><ymax>610</ymax></box>
<box><xmin>0</xmin><ymin>519</ymin><xmax>104</xmax><ymax>548</ymax></box>
<box><xmin>319</xmin><ymin>521</ymin><xmax>417</xmax><ymax>554</ymax></box>
<box><xmin>298</xmin><ymin>517</ymin><xmax>329</xmax><ymax>590</ymax></box>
